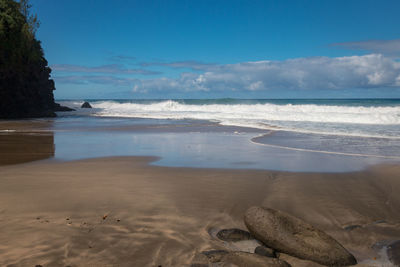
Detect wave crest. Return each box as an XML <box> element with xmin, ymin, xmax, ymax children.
<box><xmin>91</xmin><ymin>100</ymin><xmax>400</xmax><ymax>125</ymax></box>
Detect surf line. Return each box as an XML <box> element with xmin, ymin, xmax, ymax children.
<box><xmin>250</xmin><ymin>135</ymin><xmax>400</xmax><ymax>160</ymax></box>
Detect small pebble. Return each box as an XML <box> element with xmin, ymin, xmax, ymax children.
<box><xmin>216</xmin><ymin>228</ymin><xmax>253</xmax><ymax>242</ymax></box>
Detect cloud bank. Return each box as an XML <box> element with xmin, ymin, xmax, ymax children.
<box><xmin>332</xmin><ymin>39</ymin><xmax>400</xmax><ymax>57</ymax></box>
<box><xmin>55</xmin><ymin>75</ymin><xmax>135</xmax><ymax>85</ymax></box>
<box><xmin>132</xmin><ymin>54</ymin><xmax>400</xmax><ymax>94</ymax></box>
<box><xmin>53</xmin><ymin>54</ymin><xmax>400</xmax><ymax>97</ymax></box>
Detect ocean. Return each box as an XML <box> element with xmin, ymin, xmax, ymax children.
<box><xmin>51</xmin><ymin>98</ymin><xmax>400</xmax><ymax>172</ymax></box>
<box><xmin>59</xmin><ymin>98</ymin><xmax>400</xmax><ymax>138</ymax></box>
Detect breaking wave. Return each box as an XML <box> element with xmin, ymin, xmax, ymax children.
<box><xmin>60</xmin><ymin>100</ymin><xmax>400</xmax><ymax>138</ymax></box>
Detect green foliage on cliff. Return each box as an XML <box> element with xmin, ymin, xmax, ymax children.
<box><xmin>0</xmin><ymin>0</ymin><xmax>56</xmax><ymax>118</ymax></box>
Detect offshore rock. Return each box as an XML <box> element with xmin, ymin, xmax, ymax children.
<box><xmin>54</xmin><ymin>103</ymin><xmax>75</xmax><ymax>112</ymax></box>
<box><xmin>81</xmin><ymin>101</ymin><xmax>92</xmax><ymax>108</ymax></box>
<box><xmin>244</xmin><ymin>206</ymin><xmax>357</xmax><ymax>266</ymax></box>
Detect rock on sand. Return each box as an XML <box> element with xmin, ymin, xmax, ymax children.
<box><xmin>217</xmin><ymin>228</ymin><xmax>254</xmax><ymax>242</ymax></box>
<box><xmin>244</xmin><ymin>206</ymin><xmax>357</xmax><ymax>266</ymax></box>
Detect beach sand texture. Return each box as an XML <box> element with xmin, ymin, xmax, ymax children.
<box><xmin>0</xmin><ymin>155</ymin><xmax>399</xmax><ymax>266</ymax></box>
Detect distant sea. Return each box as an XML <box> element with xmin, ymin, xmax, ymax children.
<box><xmin>59</xmin><ymin>98</ymin><xmax>400</xmax><ymax>139</ymax></box>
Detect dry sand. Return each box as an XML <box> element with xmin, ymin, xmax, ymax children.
<box><xmin>0</xmin><ymin>155</ymin><xmax>399</xmax><ymax>266</ymax></box>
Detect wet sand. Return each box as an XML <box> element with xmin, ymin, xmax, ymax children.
<box><xmin>0</xmin><ymin>155</ymin><xmax>399</xmax><ymax>266</ymax></box>
<box><xmin>0</xmin><ymin>133</ymin><xmax>54</xmax><ymax>166</ymax></box>
<box><xmin>1</xmin><ymin>120</ymin><xmax>399</xmax><ymax>266</ymax></box>
<box><xmin>0</xmin><ymin>120</ymin><xmax>55</xmax><ymax>165</ymax></box>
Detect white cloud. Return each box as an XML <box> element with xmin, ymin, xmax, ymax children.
<box><xmin>247</xmin><ymin>81</ymin><xmax>263</xmax><ymax>90</ymax></box>
<box><xmin>132</xmin><ymin>54</ymin><xmax>400</xmax><ymax>94</ymax></box>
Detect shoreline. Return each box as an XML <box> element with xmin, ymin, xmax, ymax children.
<box><xmin>251</xmin><ymin>133</ymin><xmax>400</xmax><ymax>160</ymax></box>
<box><xmin>2</xmin><ymin>118</ymin><xmax>399</xmax><ymax>172</ymax></box>
<box><xmin>0</xmin><ymin>156</ymin><xmax>399</xmax><ymax>266</ymax></box>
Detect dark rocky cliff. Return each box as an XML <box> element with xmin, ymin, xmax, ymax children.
<box><xmin>0</xmin><ymin>0</ymin><xmax>68</xmax><ymax>119</ymax></box>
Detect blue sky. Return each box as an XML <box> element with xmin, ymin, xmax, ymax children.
<box><xmin>31</xmin><ymin>0</ymin><xmax>400</xmax><ymax>99</ymax></box>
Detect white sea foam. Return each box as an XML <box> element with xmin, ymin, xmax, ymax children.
<box><xmin>92</xmin><ymin>100</ymin><xmax>399</xmax><ymax>122</ymax></box>
<box><xmin>66</xmin><ymin>100</ymin><xmax>400</xmax><ymax>138</ymax></box>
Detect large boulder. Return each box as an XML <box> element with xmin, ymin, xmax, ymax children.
<box><xmin>244</xmin><ymin>207</ymin><xmax>357</xmax><ymax>266</ymax></box>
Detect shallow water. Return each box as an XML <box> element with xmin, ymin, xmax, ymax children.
<box><xmin>1</xmin><ymin>113</ymin><xmax>399</xmax><ymax>172</ymax></box>
<box><xmin>47</xmin><ymin>115</ymin><xmax>399</xmax><ymax>172</ymax></box>
<box><xmin>252</xmin><ymin>131</ymin><xmax>400</xmax><ymax>158</ymax></box>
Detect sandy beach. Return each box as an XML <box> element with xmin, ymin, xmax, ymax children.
<box><xmin>2</xmin><ymin>0</ymin><xmax>400</xmax><ymax>265</ymax></box>
<box><xmin>0</xmin><ymin>153</ymin><xmax>399</xmax><ymax>266</ymax></box>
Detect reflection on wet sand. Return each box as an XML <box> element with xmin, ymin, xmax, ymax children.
<box><xmin>0</xmin><ymin>120</ymin><xmax>55</xmax><ymax>165</ymax></box>
<box><xmin>0</xmin><ymin>133</ymin><xmax>55</xmax><ymax>165</ymax></box>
